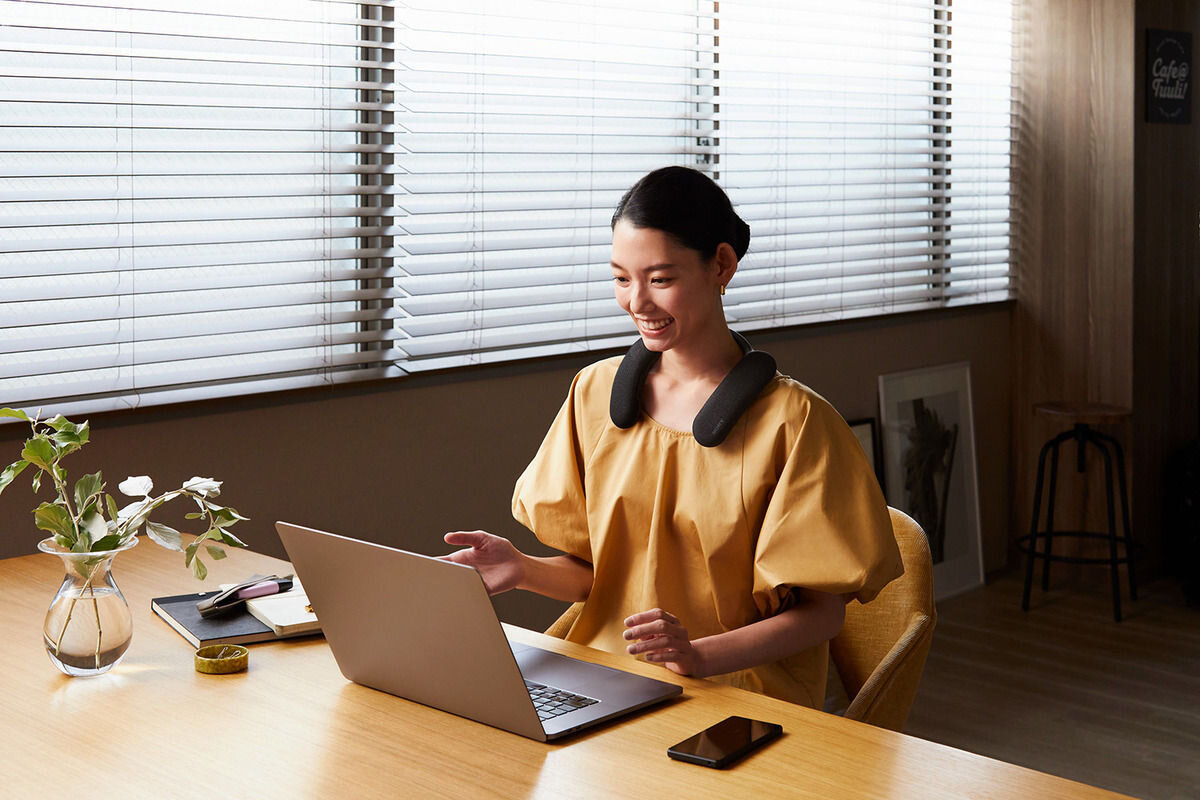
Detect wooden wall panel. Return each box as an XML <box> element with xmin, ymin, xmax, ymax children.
<box><xmin>1016</xmin><ymin>0</ymin><xmax>1200</xmax><ymax>585</ymax></box>
<box><xmin>1012</xmin><ymin>0</ymin><xmax>1136</xmax><ymax>578</ymax></box>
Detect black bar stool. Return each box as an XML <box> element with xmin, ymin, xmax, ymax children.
<box><xmin>1020</xmin><ymin>402</ymin><xmax>1136</xmax><ymax>621</ymax></box>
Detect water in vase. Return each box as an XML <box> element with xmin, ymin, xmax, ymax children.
<box><xmin>43</xmin><ymin>585</ymin><xmax>133</xmax><ymax>676</ymax></box>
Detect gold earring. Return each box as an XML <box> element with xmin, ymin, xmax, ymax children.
<box><xmin>719</xmin><ymin>284</ymin><xmax>726</xmax><ymax>296</ymax></box>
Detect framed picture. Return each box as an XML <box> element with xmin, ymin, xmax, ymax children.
<box><xmin>847</xmin><ymin>417</ymin><xmax>884</xmax><ymax>489</ymax></box>
<box><xmin>1146</xmin><ymin>29</ymin><xmax>1192</xmax><ymax>124</ymax></box>
<box><xmin>879</xmin><ymin>362</ymin><xmax>984</xmax><ymax>600</ymax></box>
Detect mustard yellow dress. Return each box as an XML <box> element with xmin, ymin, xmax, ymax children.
<box><xmin>512</xmin><ymin>355</ymin><xmax>903</xmax><ymax>708</ymax></box>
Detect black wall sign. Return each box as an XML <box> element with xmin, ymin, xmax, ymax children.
<box><xmin>1147</xmin><ymin>29</ymin><xmax>1192</xmax><ymax>124</ymax></box>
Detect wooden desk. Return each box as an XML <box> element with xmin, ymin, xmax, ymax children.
<box><xmin>0</xmin><ymin>540</ymin><xmax>1131</xmax><ymax>799</ymax></box>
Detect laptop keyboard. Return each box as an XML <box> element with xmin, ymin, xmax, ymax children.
<box><xmin>524</xmin><ymin>680</ymin><xmax>599</xmax><ymax>721</ymax></box>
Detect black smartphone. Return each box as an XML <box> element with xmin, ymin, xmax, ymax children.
<box><xmin>666</xmin><ymin>715</ymin><xmax>783</xmax><ymax>769</ymax></box>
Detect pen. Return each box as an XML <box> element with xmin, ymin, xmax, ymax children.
<box><xmin>196</xmin><ymin>574</ymin><xmax>295</xmax><ymax>617</ymax></box>
<box><xmin>235</xmin><ymin>577</ymin><xmax>293</xmax><ymax>600</ymax></box>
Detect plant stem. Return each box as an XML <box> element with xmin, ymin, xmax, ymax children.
<box><xmin>53</xmin><ymin>567</ymin><xmax>93</xmax><ymax>657</ymax></box>
<box><xmin>92</xmin><ymin>588</ymin><xmax>102</xmax><ymax>671</ymax></box>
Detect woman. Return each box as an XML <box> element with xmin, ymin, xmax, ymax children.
<box><xmin>444</xmin><ymin>166</ymin><xmax>902</xmax><ymax>708</ymax></box>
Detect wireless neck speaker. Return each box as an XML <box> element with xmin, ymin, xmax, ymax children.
<box><xmin>609</xmin><ymin>331</ymin><xmax>777</xmax><ymax>447</ymax></box>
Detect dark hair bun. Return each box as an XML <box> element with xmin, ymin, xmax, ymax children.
<box><xmin>733</xmin><ymin>217</ymin><xmax>751</xmax><ymax>260</ymax></box>
<box><xmin>612</xmin><ymin>166</ymin><xmax>750</xmax><ymax>261</ymax></box>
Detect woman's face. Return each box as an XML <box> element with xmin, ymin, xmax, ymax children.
<box><xmin>610</xmin><ymin>220</ymin><xmax>727</xmax><ymax>354</ymax></box>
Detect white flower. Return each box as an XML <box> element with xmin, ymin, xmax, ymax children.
<box><xmin>182</xmin><ymin>477</ymin><xmax>221</xmax><ymax>497</ymax></box>
<box><xmin>118</xmin><ymin>475</ymin><xmax>153</xmax><ymax>497</ymax></box>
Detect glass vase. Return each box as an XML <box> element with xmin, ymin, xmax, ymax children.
<box><xmin>38</xmin><ymin>536</ymin><xmax>138</xmax><ymax>677</ymax></box>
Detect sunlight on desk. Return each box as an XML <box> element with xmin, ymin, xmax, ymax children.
<box><xmin>0</xmin><ymin>539</ymin><xmax>1133</xmax><ymax>799</ymax></box>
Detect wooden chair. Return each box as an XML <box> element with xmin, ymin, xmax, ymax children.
<box><xmin>544</xmin><ymin>600</ymin><xmax>581</xmax><ymax>639</ymax></box>
<box><xmin>830</xmin><ymin>507</ymin><xmax>937</xmax><ymax>731</ymax></box>
<box><xmin>545</xmin><ymin>507</ymin><xmax>936</xmax><ymax>732</ymax></box>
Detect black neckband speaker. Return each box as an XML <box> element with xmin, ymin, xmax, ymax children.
<box><xmin>609</xmin><ymin>331</ymin><xmax>777</xmax><ymax>447</ymax></box>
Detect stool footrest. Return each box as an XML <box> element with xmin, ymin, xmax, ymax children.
<box><xmin>1018</xmin><ymin>531</ymin><xmax>1135</xmax><ymax>566</ymax></box>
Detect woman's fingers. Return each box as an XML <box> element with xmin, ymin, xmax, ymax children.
<box><xmin>620</xmin><ymin>608</ymin><xmax>702</xmax><ymax>676</ymax></box>
<box><xmin>623</xmin><ymin>608</ymin><xmax>686</xmax><ymax>652</ymax></box>
<box><xmin>443</xmin><ymin>529</ymin><xmax>489</xmax><ymax>548</ymax></box>
<box><xmin>623</xmin><ymin>608</ymin><xmax>679</xmax><ymax>630</ymax></box>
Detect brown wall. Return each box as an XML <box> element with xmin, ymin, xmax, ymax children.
<box><xmin>1</xmin><ymin>306</ymin><xmax>1012</xmax><ymax>629</ymax></box>
<box><xmin>1134</xmin><ymin>1</ymin><xmax>1200</xmax><ymax>572</ymax></box>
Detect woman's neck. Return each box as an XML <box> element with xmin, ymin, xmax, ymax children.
<box><xmin>656</xmin><ymin>325</ymin><xmax>743</xmax><ymax>385</ymax></box>
<box><xmin>641</xmin><ymin>325</ymin><xmax>745</xmax><ymax>433</ymax></box>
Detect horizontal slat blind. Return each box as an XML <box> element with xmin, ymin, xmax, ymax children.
<box><xmin>3</xmin><ymin>0</ymin><xmax>1015</xmax><ymax>413</ymax></box>
<box><xmin>386</xmin><ymin>0</ymin><xmax>718</xmax><ymax>371</ymax></box>
<box><xmin>715</xmin><ymin>0</ymin><xmax>1014</xmax><ymax>328</ymax></box>
<box><xmin>387</xmin><ymin>0</ymin><xmax>1014</xmax><ymax>372</ymax></box>
<box><xmin>0</xmin><ymin>0</ymin><xmax>398</xmax><ymax>417</ymax></box>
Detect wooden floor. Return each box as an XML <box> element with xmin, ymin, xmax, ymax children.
<box><xmin>901</xmin><ymin>571</ymin><xmax>1200</xmax><ymax>800</ymax></box>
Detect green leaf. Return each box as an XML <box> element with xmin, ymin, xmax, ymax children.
<box><xmin>31</xmin><ymin>471</ymin><xmax>42</xmax><ymax>493</ymax></box>
<box><xmin>90</xmin><ymin>533</ymin><xmax>123</xmax><ymax>551</ymax></box>
<box><xmin>145</xmin><ymin>521</ymin><xmax>183</xmax><ymax>551</ymax></box>
<box><xmin>77</xmin><ymin>420</ymin><xmax>90</xmax><ymax>445</ymax></box>
<box><xmin>51</xmin><ymin>429</ymin><xmax>83</xmax><ymax>449</ymax></box>
<box><xmin>79</xmin><ymin>507</ymin><xmax>107</xmax><ymax>544</ymax></box>
<box><xmin>21</xmin><ymin>437</ymin><xmax>56</xmax><ymax>471</ymax></box>
<box><xmin>191</xmin><ymin>556</ymin><xmax>208</xmax><ymax>581</ymax></box>
<box><xmin>206</xmin><ymin>544</ymin><xmax>227</xmax><ymax>561</ymax></box>
<box><xmin>73</xmin><ymin>472</ymin><xmax>104</xmax><ymax>513</ymax></box>
<box><xmin>184</xmin><ymin>512</ymin><xmax>203</xmax><ymax>520</ymax></box>
<box><xmin>105</xmin><ymin>493</ymin><xmax>119</xmax><ymax>523</ymax></box>
<box><xmin>0</xmin><ymin>407</ymin><xmax>30</xmax><ymax>421</ymax></box>
<box><xmin>216</xmin><ymin>529</ymin><xmax>247</xmax><ymax>549</ymax></box>
<box><xmin>116</xmin><ymin>497</ymin><xmax>155</xmax><ymax>533</ymax></box>
<box><xmin>184</xmin><ymin>541</ymin><xmax>199</xmax><ymax>566</ymax></box>
<box><xmin>34</xmin><ymin>502</ymin><xmax>75</xmax><ymax>541</ymax></box>
<box><xmin>0</xmin><ymin>459</ymin><xmax>30</xmax><ymax>497</ymax></box>
<box><xmin>205</xmin><ymin>501</ymin><xmax>247</xmax><ymax>518</ymax></box>
<box><xmin>45</xmin><ymin>415</ymin><xmax>79</xmax><ymax>434</ymax></box>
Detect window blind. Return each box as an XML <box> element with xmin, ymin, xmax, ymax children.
<box><xmin>387</xmin><ymin>0</ymin><xmax>719</xmax><ymax>371</ymax></box>
<box><xmin>715</xmin><ymin>0</ymin><xmax>1014</xmax><ymax>326</ymax></box>
<box><xmin>385</xmin><ymin>0</ymin><xmax>1014</xmax><ymax>372</ymax></box>
<box><xmin>0</xmin><ymin>0</ymin><xmax>399</xmax><ymax>417</ymax></box>
<box><xmin>2</xmin><ymin>0</ymin><xmax>1015</xmax><ymax>413</ymax></box>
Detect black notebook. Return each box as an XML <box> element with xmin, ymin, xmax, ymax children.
<box><xmin>151</xmin><ymin>590</ymin><xmax>295</xmax><ymax>648</ymax></box>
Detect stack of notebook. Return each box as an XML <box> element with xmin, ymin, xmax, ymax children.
<box><xmin>151</xmin><ymin>582</ymin><xmax>321</xmax><ymax>648</ymax></box>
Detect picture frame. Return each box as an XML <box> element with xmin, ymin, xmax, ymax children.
<box><xmin>1146</xmin><ymin>29</ymin><xmax>1192</xmax><ymax>124</ymax></box>
<box><xmin>847</xmin><ymin>417</ymin><xmax>884</xmax><ymax>489</ymax></box>
<box><xmin>878</xmin><ymin>362</ymin><xmax>984</xmax><ymax>600</ymax></box>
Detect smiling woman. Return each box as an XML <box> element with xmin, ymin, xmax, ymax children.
<box><xmin>608</xmin><ymin>167</ymin><xmax>749</xmax><ymax>431</ymax></box>
<box><xmin>441</xmin><ymin>166</ymin><xmax>904</xmax><ymax>709</ymax></box>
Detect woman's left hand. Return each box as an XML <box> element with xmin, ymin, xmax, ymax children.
<box><xmin>623</xmin><ymin>608</ymin><xmax>705</xmax><ymax>677</ymax></box>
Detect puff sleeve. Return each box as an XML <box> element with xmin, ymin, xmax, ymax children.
<box><xmin>748</xmin><ymin>389</ymin><xmax>903</xmax><ymax>616</ymax></box>
<box><xmin>511</xmin><ymin>367</ymin><xmax>599</xmax><ymax>563</ymax></box>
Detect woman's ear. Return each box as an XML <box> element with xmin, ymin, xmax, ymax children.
<box><xmin>713</xmin><ymin>241</ymin><xmax>739</xmax><ymax>290</ymax></box>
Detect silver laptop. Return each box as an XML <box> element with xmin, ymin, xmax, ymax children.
<box><xmin>275</xmin><ymin>522</ymin><xmax>681</xmax><ymax>741</ymax></box>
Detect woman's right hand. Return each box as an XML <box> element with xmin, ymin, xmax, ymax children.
<box><xmin>441</xmin><ymin>530</ymin><xmax>527</xmax><ymax>595</ymax></box>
